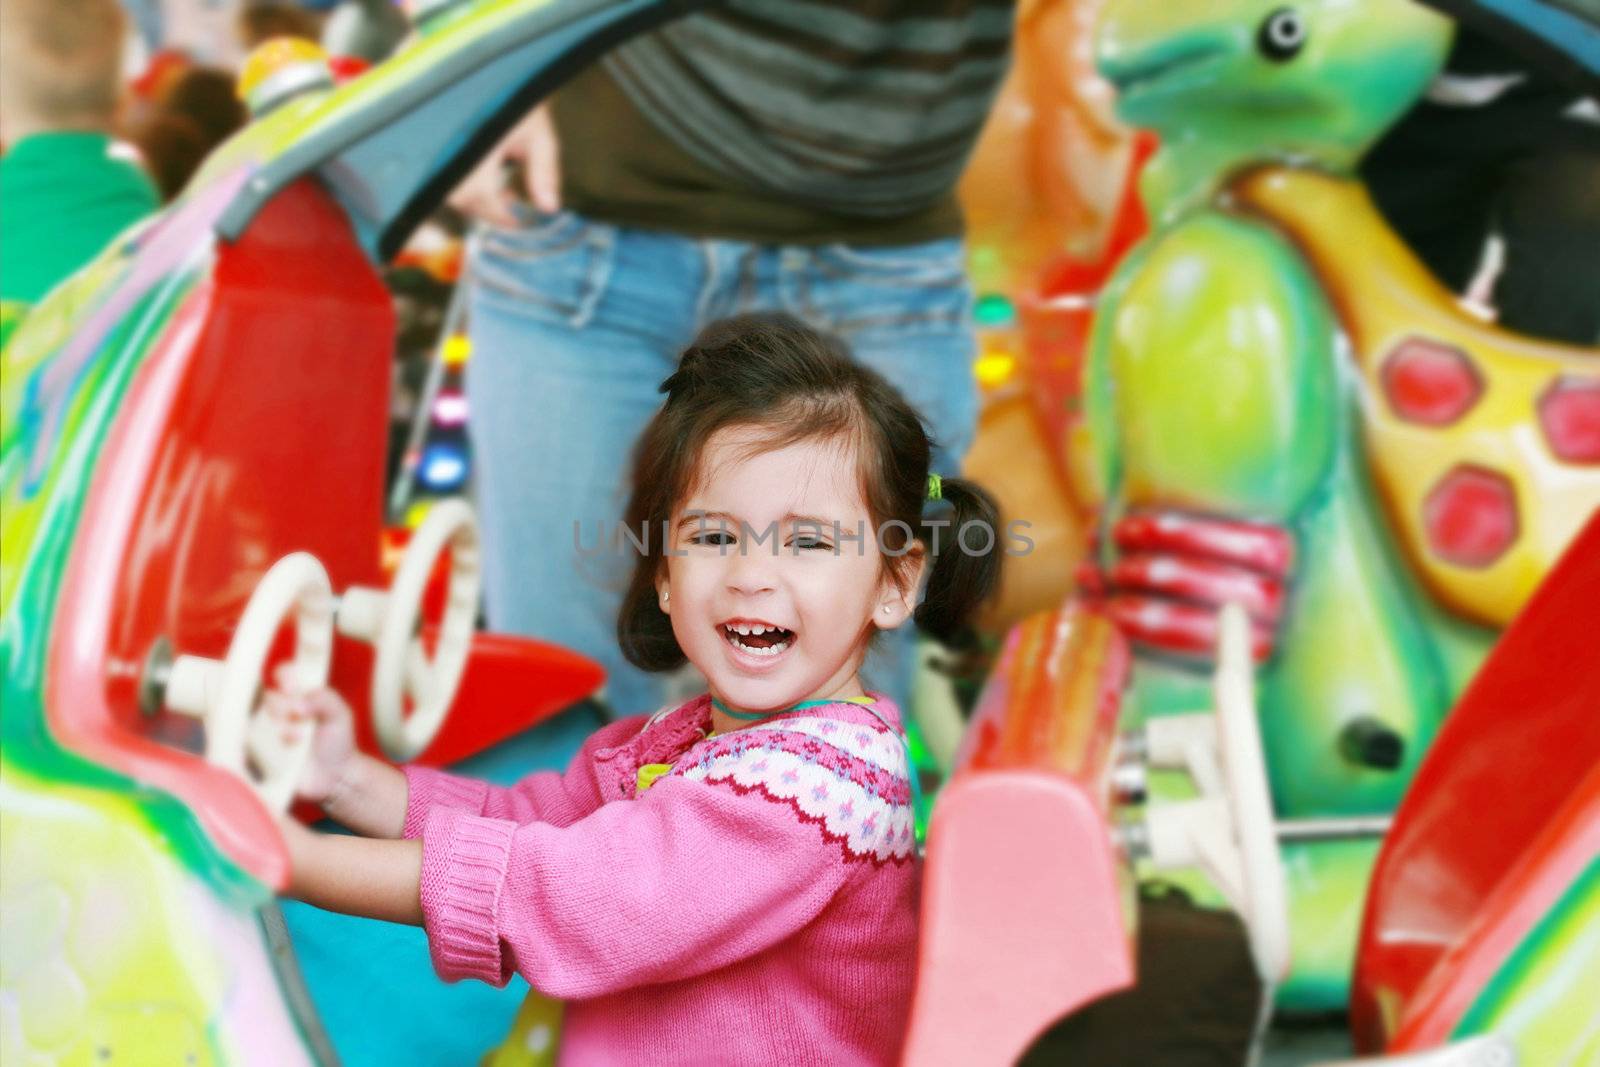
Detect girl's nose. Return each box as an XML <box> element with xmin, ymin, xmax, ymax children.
<box><xmin>724</xmin><ymin>543</ymin><xmax>779</xmax><ymax>596</ymax></box>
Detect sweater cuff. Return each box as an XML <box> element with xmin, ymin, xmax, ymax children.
<box><xmin>418</xmin><ymin>807</ymin><xmax>517</xmax><ymax>986</ymax></box>
<box><xmin>403</xmin><ymin>765</ymin><xmax>489</xmax><ymax>839</ymax></box>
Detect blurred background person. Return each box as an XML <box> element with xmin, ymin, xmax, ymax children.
<box><xmin>0</xmin><ymin>0</ymin><xmax>159</xmax><ymax>307</ymax></box>
<box><xmin>235</xmin><ymin>0</ymin><xmax>323</xmax><ymax>50</ymax></box>
<box><xmin>129</xmin><ymin>62</ymin><xmax>249</xmax><ymax>200</ymax></box>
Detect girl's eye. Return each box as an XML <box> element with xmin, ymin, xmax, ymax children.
<box><xmin>690</xmin><ymin>531</ymin><xmax>736</xmax><ymax>546</ymax></box>
<box><xmin>789</xmin><ymin>536</ymin><xmax>833</xmax><ymax>551</ymax></box>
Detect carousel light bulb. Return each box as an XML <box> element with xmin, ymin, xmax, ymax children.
<box><xmin>442</xmin><ymin>334</ymin><xmax>472</xmax><ymax>367</ymax></box>
<box><xmin>973</xmin><ymin>293</ymin><xmax>1017</xmax><ymax>328</ymax></box>
<box><xmin>433</xmin><ymin>390</ymin><xmax>469</xmax><ymax>427</ymax></box>
<box><xmin>419</xmin><ymin>444</ymin><xmax>468</xmax><ymax>490</ymax></box>
<box><xmin>974</xmin><ymin>348</ymin><xmax>1018</xmax><ymax>389</ymax></box>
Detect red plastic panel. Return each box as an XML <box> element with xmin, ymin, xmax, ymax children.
<box><xmin>905</xmin><ymin>602</ymin><xmax>1135</xmax><ymax>1065</ymax></box>
<box><xmin>960</xmin><ymin>601</ymin><xmax>1129</xmax><ymax>782</ymax></box>
<box><xmin>50</xmin><ymin>178</ymin><xmax>393</xmax><ymax>886</ymax></box>
<box><xmin>1350</xmin><ymin>512</ymin><xmax>1600</xmax><ymax>1051</ymax></box>
<box><xmin>49</xmin><ymin>179</ymin><xmax>606</xmax><ymax>886</ymax></box>
<box><xmin>1388</xmin><ymin>767</ymin><xmax>1600</xmax><ymax>1052</ymax></box>
<box><xmin>904</xmin><ymin>772</ymin><xmax>1135</xmax><ymax>1067</ymax></box>
<box><xmin>341</xmin><ymin>629</ymin><xmax>605</xmax><ymax>770</ymax></box>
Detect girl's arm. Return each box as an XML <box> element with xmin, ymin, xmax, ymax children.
<box><xmin>323</xmin><ymin>752</ymin><xmax>409</xmax><ymax>838</ymax></box>
<box><xmin>281</xmin><ymin>816</ymin><xmax>423</xmax><ymax>925</ymax></box>
<box><xmin>411</xmin><ymin>727</ymin><xmax>915</xmax><ymax>997</ymax></box>
<box><xmin>278</xmin><ymin>680</ymin><xmax>647</xmax><ymax>837</ymax></box>
<box><xmin>400</xmin><ymin>714</ymin><xmax>648</xmax><ymax>834</ymax></box>
<box><xmin>274</xmin><ymin>708</ymin><xmax>652</xmax><ymax>925</ymax></box>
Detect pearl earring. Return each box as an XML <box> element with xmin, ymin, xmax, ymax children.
<box><xmin>662</xmin><ymin>591</ymin><xmax>670</xmax><ymax>605</ymax></box>
<box><xmin>882</xmin><ymin>605</ymin><xmax>892</xmax><ymax>614</ymax></box>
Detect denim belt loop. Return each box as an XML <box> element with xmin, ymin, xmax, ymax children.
<box><xmin>692</xmin><ymin>238</ymin><xmax>724</xmax><ymax>332</ymax></box>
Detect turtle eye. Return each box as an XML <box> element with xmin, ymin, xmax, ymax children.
<box><xmin>1257</xmin><ymin>7</ymin><xmax>1306</xmax><ymax>61</ymax></box>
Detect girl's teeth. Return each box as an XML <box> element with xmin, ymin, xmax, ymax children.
<box><xmin>729</xmin><ymin>623</ymin><xmax>781</xmax><ymax>636</ymax></box>
<box><xmin>723</xmin><ymin>626</ymin><xmax>791</xmax><ymax>657</ymax></box>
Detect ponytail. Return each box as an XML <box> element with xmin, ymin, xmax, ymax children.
<box><xmin>915</xmin><ymin>476</ymin><xmax>1002</xmax><ymax>643</ymax></box>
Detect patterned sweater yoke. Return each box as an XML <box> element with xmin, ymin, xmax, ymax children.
<box><xmin>668</xmin><ymin>700</ymin><xmax>917</xmax><ymax>866</ymax></box>
<box><xmin>402</xmin><ymin>693</ymin><xmax>921</xmax><ymax>1064</ymax></box>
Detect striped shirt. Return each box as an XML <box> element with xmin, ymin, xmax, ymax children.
<box><xmin>553</xmin><ymin>0</ymin><xmax>1016</xmax><ymax>241</ymax></box>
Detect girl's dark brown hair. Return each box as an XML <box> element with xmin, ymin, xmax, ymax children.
<box><xmin>618</xmin><ymin>312</ymin><xmax>1001</xmax><ymax>671</ymax></box>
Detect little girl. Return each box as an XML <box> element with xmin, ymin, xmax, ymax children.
<box><xmin>276</xmin><ymin>312</ymin><xmax>1001</xmax><ymax>1064</ymax></box>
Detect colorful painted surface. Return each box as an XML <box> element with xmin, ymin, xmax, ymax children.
<box><xmin>1079</xmin><ymin>0</ymin><xmax>1600</xmax><ymax>1010</ymax></box>
<box><xmin>1353</xmin><ymin>516</ymin><xmax>1600</xmax><ymax>1060</ymax></box>
<box><xmin>958</xmin><ymin>0</ymin><xmax>1149</xmax><ymax>631</ymax></box>
<box><xmin>0</xmin><ymin>3</ymin><xmax>658</xmax><ymax>1060</ymax></box>
<box><xmin>0</xmin><ymin>767</ymin><xmax>311</xmax><ymax>1065</ymax></box>
<box><xmin>1450</xmin><ymin>857</ymin><xmax>1600</xmax><ymax>1063</ymax></box>
<box><xmin>0</xmin><ymin>172</ymin><xmax>307</xmax><ymax>1060</ymax></box>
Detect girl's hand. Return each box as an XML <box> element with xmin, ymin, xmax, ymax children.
<box><xmin>265</xmin><ymin>665</ymin><xmax>411</xmax><ymax>838</ymax></box>
<box><xmin>263</xmin><ymin>664</ymin><xmax>358</xmax><ymax>809</ymax></box>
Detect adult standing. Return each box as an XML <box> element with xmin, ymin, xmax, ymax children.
<box><xmin>452</xmin><ymin>2</ymin><xmax>1017</xmax><ymax>716</ymax></box>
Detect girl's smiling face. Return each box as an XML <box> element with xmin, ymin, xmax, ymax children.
<box><xmin>658</xmin><ymin>425</ymin><xmax>921</xmax><ymax>715</ymax></box>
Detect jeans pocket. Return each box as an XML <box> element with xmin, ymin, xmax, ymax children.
<box><xmin>797</xmin><ymin>238</ymin><xmax>973</xmax><ymax>336</ymax></box>
<box><xmin>470</xmin><ymin>209</ymin><xmax>616</xmax><ymax>329</ymax></box>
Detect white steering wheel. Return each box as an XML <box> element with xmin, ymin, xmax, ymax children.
<box><xmin>1140</xmin><ymin>602</ymin><xmax>1291</xmax><ymax>984</ymax></box>
<box><xmin>337</xmin><ymin>499</ymin><xmax>481</xmax><ymax>761</ymax></box>
<box><xmin>164</xmin><ymin>552</ymin><xmax>335</xmax><ymax>812</ymax></box>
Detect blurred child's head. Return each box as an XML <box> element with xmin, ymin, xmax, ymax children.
<box><xmin>131</xmin><ymin>66</ymin><xmax>248</xmax><ymax>200</ymax></box>
<box><xmin>235</xmin><ymin>2</ymin><xmax>324</xmax><ymax>51</ymax></box>
<box><xmin>0</xmin><ymin>0</ymin><xmax>127</xmax><ymax>142</ymax></box>
<box><xmin>618</xmin><ymin>313</ymin><xmax>999</xmax><ymax>712</ymax></box>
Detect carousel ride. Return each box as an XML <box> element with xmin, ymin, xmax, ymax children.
<box><xmin>1</xmin><ymin>0</ymin><xmax>1596</xmax><ymax>1063</ymax></box>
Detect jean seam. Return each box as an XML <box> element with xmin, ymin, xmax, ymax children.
<box><xmin>817</xmin><ymin>239</ymin><xmax>966</xmax><ymax>275</ymax></box>
<box><xmin>835</xmin><ymin>308</ymin><xmax>969</xmax><ymax>333</ymax></box>
<box><xmin>692</xmin><ymin>240</ymin><xmax>723</xmax><ymax>333</ymax></box>
<box><xmin>572</xmin><ymin>227</ymin><xmax>616</xmax><ymax>330</ymax></box>
<box><xmin>471</xmin><ymin>225</ymin><xmax>616</xmax><ymax>330</ymax></box>
<box><xmin>479</xmin><ymin>210</ymin><xmax>582</xmax><ymax>256</ymax></box>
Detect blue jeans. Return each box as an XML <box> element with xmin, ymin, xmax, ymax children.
<box><xmin>464</xmin><ymin>211</ymin><xmax>978</xmax><ymax>717</ymax></box>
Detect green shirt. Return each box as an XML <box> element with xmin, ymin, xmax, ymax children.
<box><xmin>0</xmin><ymin>131</ymin><xmax>159</xmax><ymax>306</ymax></box>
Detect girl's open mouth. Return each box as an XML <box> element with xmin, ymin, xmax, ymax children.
<box><xmin>721</xmin><ymin>621</ymin><xmax>795</xmax><ymax>658</ymax></box>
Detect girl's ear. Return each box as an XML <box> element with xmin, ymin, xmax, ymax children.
<box><xmin>873</xmin><ymin>542</ymin><xmax>927</xmax><ymax>631</ymax></box>
<box><xmin>656</xmin><ymin>568</ymin><xmax>671</xmax><ymax>615</ymax></box>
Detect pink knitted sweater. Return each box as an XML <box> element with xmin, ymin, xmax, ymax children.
<box><xmin>402</xmin><ymin>693</ymin><xmax>920</xmax><ymax>1065</ymax></box>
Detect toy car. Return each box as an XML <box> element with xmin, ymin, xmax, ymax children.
<box><xmin>0</xmin><ymin>2</ymin><xmax>692</xmax><ymax>1060</ymax></box>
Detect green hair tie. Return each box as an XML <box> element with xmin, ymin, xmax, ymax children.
<box><xmin>927</xmin><ymin>473</ymin><xmax>943</xmax><ymax>501</ymax></box>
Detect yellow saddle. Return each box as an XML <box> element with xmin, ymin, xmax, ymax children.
<box><xmin>1232</xmin><ymin>167</ymin><xmax>1600</xmax><ymax>626</ymax></box>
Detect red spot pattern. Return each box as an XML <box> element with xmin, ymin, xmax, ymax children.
<box><xmin>1423</xmin><ymin>465</ymin><xmax>1519</xmax><ymax>568</ymax></box>
<box><xmin>1537</xmin><ymin>376</ymin><xmax>1600</xmax><ymax>464</ymax></box>
<box><xmin>1381</xmin><ymin>337</ymin><xmax>1483</xmax><ymax>426</ymax></box>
